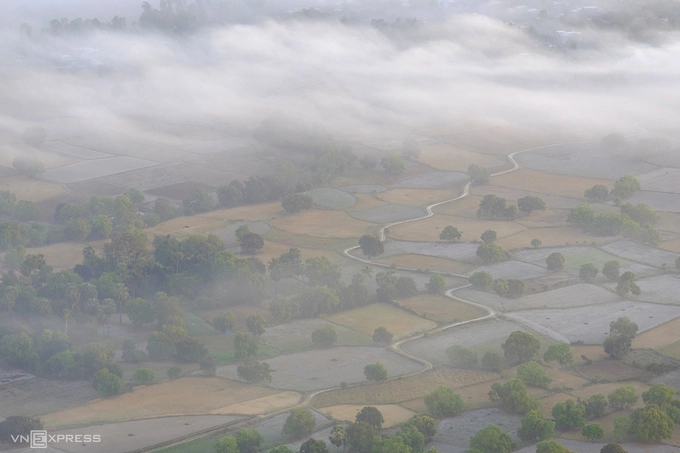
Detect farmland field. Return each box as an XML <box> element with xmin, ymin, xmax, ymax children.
<box><xmin>395</xmin><ymin>294</ymin><xmax>487</xmax><ymax>323</ymax></box>
<box><xmin>0</xmin><ymin>176</ymin><xmax>65</xmax><ymax>202</ymax></box>
<box><xmin>379</xmin><ymin>240</ymin><xmax>480</xmax><ymax>263</ymax></box>
<box><xmin>325</xmin><ymin>303</ymin><xmax>436</xmax><ymax>338</ymax></box>
<box><xmin>470</xmin><ymin>260</ymin><xmax>550</xmax><ymax>280</ymax></box>
<box><xmin>217</xmin><ymin>346</ymin><xmax>422</xmax><ymax>392</ymax></box>
<box><xmin>505</xmin><ymin>301</ymin><xmax>680</xmax><ymax>344</ymax></box>
<box><xmin>428</xmin><ymin>408</ymin><xmax>522</xmax><ymax>453</ymax></box>
<box><xmin>627</xmin><ymin>191</ymin><xmax>680</xmax><ymax>213</ymax></box>
<box><xmin>341</xmin><ymin>184</ymin><xmax>386</xmax><ymax>193</ymax></box>
<box><xmin>378</xmin><ymin>188</ymin><xmax>458</xmax><ymax>207</ymax></box>
<box><xmin>438</xmin><ymin>123</ymin><xmax>559</xmax><ymax>155</ymax></box>
<box><xmin>319</xmin><ymin>404</ymin><xmax>416</xmax><ymax>428</ymax></box>
<box><xmin>373</xmin><ymin>254</ymin><xmax>475</xmax><ymax>275</ymax></box>
<box><xmin>271</xmin><ymin>210</ymin><xmax>374</xmax><ymax>238</ymax></box>
<box><xmin>490</xmin><ymin>168</ymin><xmax>613</xmax><ymax>199</ymax></box>
<box><xmin>23</xmin><ymin>240</ymin><xmax>107</xmax><ymax>271</ymax></box>
<box><xmin>305</xmin><ymin>188</ymin><xmax>357</xmax><ymax>209</ymax></box>
<box><xmin>637</xmin><ymin>167</ymin><xmax>680</xmax><ymax>193</ymax></box>
<box><xmin>496</xmin><ymin>226</ymin><xmax>617</xmax><ymax>250</ymax></box>
<box><xmin>211</xmin><ymin>221</ymin><xmax>271</xmax><ymax>249</ymax></box>
<box><xmin>418</xmin><ymin>142</ymin><xmax>505</xmax><ymax>172</ymax></box>
<box><xmin>602</xmin><ymin>240</ymin><xmax>680</xmax><ymax>268</ymax></box>
<box><xmin>634</xmin><ymin>274</ymin><xmax>680</xmax><ymax>305</ymax></box>
<box><xmin>43</xmin><ymin>156</ymin><xmax>158</xmax><ymax>183</ymax></box>
<box><xmin>574</xmin><ymin>359</ymin><xmax>649</xmax><ymax>382</ymax></box>
<box><xmin>350</xmin><ymin>204</ymin><xmax>427</xmax><ymax>223</ymax></box>
<box><xmin>473</xmin><ymin>185</ymin><xmax>582</xmax><ymax>210</ymax></box>
<box><xmin>41</xmin><ymin>141</ymin><xmax>113</xmax><ymax>159</ymax></box>
<box><xmin>634</xmin><ymin>317</ymin><xmax>680</xmax><ymax>350</ymax></box>
<box><xmin>388</xmin><ymin>214</ymin><xmax>526</xmax><ymax>243</ymax></box>
<box><xmin>392</xmin><ymin>171</ymin><xmax>468</xmax><ymax>189</ymax></box>
<box><xmin>514</xmin><ymin>440</ymin><xmax>678</xmax><ymax>453</ymax></box>
<box><xmin>0</xmin><ymin>378</ymin><xmax>97</xmax><ymax>419</ymax></box>
<box><xmin>432</xmin><ymin>194</ymin><xmax>484</xmax><ymax>218</ymax></box>
<box><xmin>260</xmin><ymin>318</ymin><xmax>372</xmax><ymax>353</ymax></box>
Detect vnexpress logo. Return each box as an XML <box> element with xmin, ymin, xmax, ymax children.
<box><xmin>11</xmin><ymin>430</ymin><xmax>101</xmax><ymax>448</ymax></box>
<box><xmin>30</xmin><ymin>430</ymin><xmax>47</xmax><ymax>449</ymax></box>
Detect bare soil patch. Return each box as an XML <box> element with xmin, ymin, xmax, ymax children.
<box><xmin>347</xmin><ymin>193</ymin><xmax>387</xmax><ymax>211</ymax></box>
<box><xmin>373</xmin><ymin>254</ymin><xmax>475</xmax><ymax>275</ymax></box>
<box><xmin>419</xmin><ymin>142</ymin><xmax>506</xmax><ymax>172</ymax></box>
<box><xmin>378</xmin><ymin>188</ymin><xmax>459</xmax><ymax>207</ymax></box>
<box><xmin>325</xmin><ymin>303</ymin><xmax>436</xmax><ymax>339</ymax></box>
<box><xmin>319</xmin><ymin>404</ymin><xmax>416</xmax><ymax>428</ymax></box>
<box><xmin>209</xmin><ymin>391</ymin><xmax>301</xmax><ymax>415</ymax></box>
<box><xmin>574</xmin><ymin>360</ymin><xmax>649</xmax><ymax>382</ymax></box>
<box><xmin>23</xmin><ymin>240</ymin><xmax>106</xmax><ymax>271</ymax></box>
<box><xmin>432</xmin><ymin>195</ymin><xmax>484</xmax><ymax>218</ymax></box>
<box><xmin>491</xmin><ymin>168</ymin><xmax>613</xmax><ymax>199</ymax></box>
<box><xmin>395</xmin><ymin>293</ymin><xmax>487</xmax><ymax>323</ymax></box>
<box><xmin>272</xmin><ymin>211</ymin><xmax>373</xmax><ymax>238</ymax></box>
<box><xmin>627</xmin><ymin>191</ymin><xmax>680</xmax><ymax>213</ymax></box>
<box><xmin>389</xmin><ymin>214</ymin><xmax>526</xmax><ymax>243</ymax></box>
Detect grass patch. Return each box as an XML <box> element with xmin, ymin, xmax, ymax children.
<box><xmin>324</xmin><ymin>303</ymin><xmax>436</xmax><ymax>339</ymax></box>
<box><xmin>263</xmin><ymin>228</ymin><xmax>358</xmax><ymax>252</ymax></box>
<box><xmin>395</xmin><ymin>293</ymin><xmax>487</xmax><ymax>323</ymax></box>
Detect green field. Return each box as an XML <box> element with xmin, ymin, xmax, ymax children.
<box><xmin>562</xmin><ymin>248</ymin><xmax>633</xmax><ymax>273</ymax></box>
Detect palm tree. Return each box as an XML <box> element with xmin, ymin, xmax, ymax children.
<box><xmin>63</xmin><ymin>309</ymin><xmax>72</xmax><ymax>334</ymax></box>
<box><xmin>361</xmin><ymin>265</ymin><xmax>374</xmax><ymax>279</ymax></box>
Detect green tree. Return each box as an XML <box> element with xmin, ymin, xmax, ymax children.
<box><xmin>468</xmin><ymin>164</ymin><xmax>490</xmax><ymax>185</ymax></box>
<box><xmin>585</xmin><ymin>184</ymin><xmax>609</xmax><ymax>202</ymax></box>
<box><xmin>214</xmin><ymin>435</ymin><xmax>239</xmax><ymax>453</ymax></box>
<box><xmin>543</xmin><ymin>343</ymin><xmax>573</xmax><ymax>367</ymax></box>
<box><xmin>502</xmin><ymin>331</ymin><xmax>540</xmax><ymax>363</ymax></box>
<box><xmin>447</xmin><ymin>345</ymin><xmax>478</xmax><ymax>369</ymax></box>
<box><xmin>440</xmin><ymin>226</ymin><xmax>462</xmax><ymax>242</ymax></box>
<box><xmin>91</xmin><ymin>214</ymin><xmax>113</xmax><ymax>239</ymax></box>
<box><xmin>300</xmin><ymin>438</ymin><xmax>329</xmax><ymax>453</ymax></box>
<box><xmin>0</xmin><ymin>331</ymin><xmax>39</xmax><ymax>371</ymax></box>
<box><xmin>282</xmin><ymin>194</ymin><xmax>313</xmax><ymax>213</ymax></box>
<box><xmin>600</xmin><ymin>445</ymin><xmax>628</xmax><ymax>453</ymax></box>
<box><xmin>579</xmin><ymin>263</ymin><xmax>599</xmax><ymax>282</ymax></box>
<box><xmin>536</xmin><ymin>440</ymin><xmax>576</xmax><ymax>453</ymax></box>
<box><xmin>0</xmin><ymin>190</ymin><xmax>16</xmax><ymax>215</ymax></box>
<box><xmin>517</xmin><ymin>361</ymin><xmax>552</xmax><ymax>388</ymax></box>
<box><xmin>212</xmin><ymin>312</ymin><xmax>235</xmax><ymax>333</ymax></box>
<box><xmin>4</xmin><ymin>245</ymin><xmax>26</xmax><ymax>269</ymax></box>
<box><xmin>582</xmin><ymin>423</ymin><xmax>604</xmax><ymax>440</ymax></box>
<box><xmin>567</xmin><ymin>203</ymin><xmax>595</xmax><ymax>225</ymax></box>
<box><xmin>345</xmin><ymin>421</ymin><xmax>378</xmax><ymax>453</ymax></box>
<box><xmin>424</xmin><ymin>386</ymin><xmax>464</xmax><ymax>417</ymax></box>
<box><xmin>469</xmin><ymin>271</ymin><xmax>493</xmax><ymax>289</ymax></box>
<box><xmin>551</xmin><ymin>399</ymin><xmax>586</xmax><ymax>429</ymax></box>
<box><xmin>404</xmin><ymin>414</ymin><xmax>437</xmax><ymax>443</ymax></box>
<box><xmin>380</xmin><ymin>154</ymin><xmax>406</xmax><ymax>174</ymax></box>
<box><xmin>517</xmin><ymin>410</ymin><xmax>555</xmax><ymax>442</ymax></box>
<box><xmin>328</xmin><ymin>425</ymin><xmax>347</xmax><ymax>450</ymax></box>
<box><xmin>603</xmin><ymin>260</ymin><xmax>621</xmax><ymax>281</ymax></box>
<box><xmin>481</xmin><ymin>351</ymin><xmax>502</xmax><ymax>372</ymax></box>
<box><xmin>358</xmin><ymin>235</ymin><xmax>384</xmax><ymax>258</ymax></box>
<box><xmin>247</xmin><ymin>314</ymin><xmax>267</xmax><ymax>337</ymax></box>
<box><xmin>477</xmin><ymin>195</ymin><xmax>508</xmax><ymax>219</ymax></box>
<box><xmin>355</xmin><ymin>406</ymin><xmax>384</xmax><ymax>429</ymax></box>
<box><xmin>283</xmin><ymin>408</ymin><xmax>316</xmax><ymax>438</ymax></box>
<box><xmin>92</xmin><ymin>368</ymin><xmax>124</xmax><ymax>397</ymax></box>
<box><xmin>372</xmin><ymin>326</ymin><xmax>394</xmax><ymax>345</ymax></box>
<box><xmin>506</xmin><ymin>279</ymin><xmax>525</xmax><ymax>298</ymax></box>
<box><xmin>620</xmin><ymin>203</ymin><xmax>658</xmax><ymax>226</ymax></box>
<box><xmin>604</xmin><ymin>317</ymin><xmax>638</xmax><ymax>359</ymax></box>
<box><xmin>126</xmin><ymin>298</ymin><xmax>155</xmax><ymax>327</ymax></box>
<box><xmin>616</xmin><ymin>272</ymin><xmax>641</xmax><ymax>298</ymax></box>
<box><xmin>167</xmin><ymin>366</ymin><xmax>182</xmax><ymax>379</ymax></box>
<box><xmin>133</xmin><ymin>367</ymin><xmax>155</xmax><ymax>384</ymax></box>
<box><xmin>629</xmin><ymin>406</ymin><xmax>674</xmax><ymax>442</ymax></box>
<box><xmin>154</xmin><ymin>197</ymin><xmax>179</xmax><ymax>220</ymax></box>
<box><xmin>480</xmin><ymin>230</ymin><xmax>497</xmax><ymax>243</ymax></box>
<box><xmin>608</xmin><ymin>386</ymin><xmax>639</xmax><ymax>410</ymax></box>
<box><xmin>395</xmin><ymin>276</ymin><xmax>418</xmax><ymax>298</ymax></box>
<box><xmin>364</xmin><ymin>362</ymin><xmax>388</xmax><ymax>382</ymax></box>
<box><xmin>642</xmin><ymin>384</ymin><xmax>675</xmax><ymax>406</ymax></box>
<box><xmin>311</xmin><ymin>325</ymin><xmax>337</xmax><ymax>348</ymax></box>
<box><xmin>612</xmin><ymin>175</ymin><xmax>641</xmax><ymax>199</ymax></box>
<box><xmin>240</xmin><ymin>232</ymin><xmax>265</xmax><ymax>254</ymax></box>
<box><xmin>469</xmin><ymin>425</ymin><xmax>515</xmax><ymax>453</ymax></box>
<box><xmin>488</xmin><ymin>379</ymin><xmax>539</xmax><ymax>414</ymax></box>
<box><xmin>584</xmin><ymin>394</ymin><xmax>608</xmax><ymax>419</ymax></box>
<box><xmin>546</xmin><ymin>252</ymin><xmax>565</xmax><ymax>271</ymax></box>
<box><xmin>476</xmin><ymin>243</ymin><xmax>506</xmax><ymax>264</ymax></box>
<box><xmin>237</xmin><ymin>358</ymin><xmax>272</xmax><ymax>384</ymax></box>
<box><xmin>531</xmin><ymin>239</ymin><xmax>542</xmax><ymax>248</ymax></box>
<box><xmin>0</xmin><ymin>416</ymin><xmax>44</xmax><ymax>445</ymax></box>
<box><xmin>426</xmin><ymin>274</ymin><xmax>446</xmax><ymax>294</ymax></box>
<box><xmin>590</xmin><ymin>213</ymin><xmax>624</xmax><ymax>236</ymax></box>
<box><xmin>234</xmin><ymin>428</ymin><xmax>264</xmax><ymax>453</ymax></box>
<box><xmin>234</xmin><ymin>332</ymin><xmax>258</xmax><ymax>360</ymax></box>
<box><xmin>14</xmin><ymin>200</ymin><xmax>38</xmax><ymax>221</ymax></box>
<box><xmin>182</xmin><ymin>188</ymin><xmax>216</xmax><ymax>215</ymax></box>
<box><xmin>394</xmin><ymin>424</ymin><xmax>424</xmax><ymax>453</ymax></box>
<box><xmin>518</xmin><ymin>196</ymin><xmax>546</xmax><ymax>214</ymax></box>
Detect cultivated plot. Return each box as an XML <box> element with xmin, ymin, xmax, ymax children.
<box><xmin>395</xmin><ymin>293</ymin><xmax>488</xmax><ymax>323</ymax></box>
<box><xmin>428</xmin><ymin>408</ymin><xmax>522</xmax><ymax>453</ymax></box>
<box><xmin>491</xmin><ymin>168</ymin><xmax>613</xmax><ymax>199</ymax></box>
<box><xmin>632</xmin><ymin>274</ymin><xmax>680</xmax><ymax>305</ymax></box>
<box><xmin>379</xmin><ymin>188</ymin><xmax>458</xmax><ymax>207</ymax></box>
<box><xmin>627</xmin><ymin>191</ymin><xmax>680</xmax><ymax>213</ymax></box>
<box><xmin>374</xmin><ymin>254</ymin><xmax>475</xmax><ymax>276</ymax></box>
<box><xmin>325</xmin><ymin>303</ymin><xmax>437</xmax><ymax>339</ymax></box>
<box><xmin>379</xmin><ymin>240</ymin><xmax>480</xmax><ymax>264</ymax></box>
<box><xmin>496</xmin><ymin>226</ymin><xmax>617</xmax><ymax>250</ymax></box>
<box><xmin>0</xmin><ymin>176</ymin><xmax>65</xmax><ymax>203</ymax></box>
<box><xmin>602</xmin><ymin>240</ymin><xmax>680</xmax><ymax>268</ymax></box>
<box><xmin>305</xmin><ymin>188</ymin><xmax>357</xmax><ymax>209</ymax></box>
<box><xmin>638</xmin><ymin>167</ymin><xmax>680</xmax><ymax>193</ymax></box>
<box><xmin>470</xmin><ymin>260</ymin><xmax>550</xmax><ymax>280</ymax></box>
<box><xmin>350</xmin><ymin>204</ymin><xmax>427</xmax><ymax>224</ymax></box>
<box><xmin>319</xmin><ymin>404</ymin><xmax>415</xmax><ymax>428</ymax></box>
<box><xmin>271</xmin><ymin>210</ymin><xmax>374</xmax><ymax>238</ymax></box>
<box><xmin>392</xmin><ymin>171</ymin><xmax>469</xmax><ymax>189</ymax></box>
<box><xmin>341</xmin><ymin>185</ymin><xmax>386</xmax><ymax>193</ymax></box>
<box><xmin>43</xmin><ymin>157</ymin><xmax>158</xmax><ymax>184</ymax></box>
<box><xmin>218</xmin><ymin>346</ymin><xmax>422</xmax><ymax>392</ymax></box>
<box><xmin>388</xmin><ymin>214</ymin><xmax>526</xmax><ymax>243</ymax></box>
<box><xmin>505</xmin><ymin>301</ymin><xmax>680</xmax><ymax>344</ymax></box>
<box><xmin>260</xmin><ymin>318</ymin><xmax>372</xmax><ymax>353</ymax></box>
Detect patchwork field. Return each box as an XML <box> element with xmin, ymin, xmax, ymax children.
<box><xmin>627</xmin><ymin>191</ymin><xmax>680</xmax><ymax>213</ymax></box>
<box><xmin>0</xmin><ymin>176</ymin><xmax>65</xmax><ymax>202</ymax></box>
<box><xmin>634</xmin><ymin>317</ymin><xmax>680</xmax><ymax>350</ymax></box>
<box><xmin>471</xmin><ymin>260</ymin><xmax>550</xmax><ymax>280</ymax></box>
<box><xmin>379</xmin><ymin>240</ymin><xmax>480</xmax><ymax>264</ymax></box>
<box><xmin>260</xmin><ymin>318</ymin><xmax>372</xmax><ymax>353</ymax></box>
<box><xmin>271</xmin><ymin>210</ymin><xmax>373</xmax><ymax>238</ymax></box>
<box><xmin>428</xmin><ymin>408</ymin><xmax>522</xmax><ymax>453</ymax></box>
<box><xmin>378</xmin><ymin>188</ymin><xmax>458</xmax><ymax>207</ymax></box>
<box><xmin>602</xmin><ymin>240</ymin><xmax>679</xmax><ymax>268</ymax></box>
<box><xmin>325</xmin><ymin>303</ymin><xmax>437</xmax><ymax>339</ymax></box>
<box><xmin>392</xmin><ymin>171</ymin><xmax>468</xmax><ymax>189</ymax></box>
<box><xmin>418</xmin><ymin>142</ymin><xmax>505</xmax><ymax>172</ymax></box>
<box><xmin>395</xmin><ymin>294</ymin><xmax>487</xmax><ymax>323</ymax></box>
<box><xmin>490</xmin><ymin>168</ymin><xmax>613</xmax><ymax>199</ymax></box>
<box><xmin>373</xmin><ymin>254</ymin><xmax>475</xmax><ymax>275</ymax></box>
<box><xmin>43</xmin><ymin>156</ymin><xmax>158</xmax><ymax>184</ymax></box>
<box><xmin>319</xmin><ymin>404</ymin><xmax>416</xmax><ymax>428</ymax></box>
<box><xmin>305</xmin><ymin>188</ymin><xmax>356</xmax><ymax>209</ymax></box>
<box><xmin>634</xmin><ymin>274</ymin><xmax>680</xmax><ymax>305</ymax></box>
<box><xmin>505</xmin><ymin>301</ymin><xmax>680</xmax><ymax>344</ymax></box>
<box><xmin>217</xmin><ymin>346</ymin><xmax>422</xmax><ymax>392</ymax></box>
<box><xmin>41</xmin><ymin>377</ymin><xmax>285</xmax><ymax>428</ymax></box>
<box><xmin>388</xmin><ymin>214</ymin><xmax>526</xmax><ymax>243</ymax></box>
<box><xmin>350</xmin><ymin>204</ymin><xmax>427</xmax><ymax>224</ymax></box>
<box><xmin>638</xmin><ymin>167</ymin><xmax>680</xmax><ymax>193</ymax></box>
<box><xmin>432</xmin><ymin>194</ymin><xmax>484</xmax><ymax>218</ymax></box>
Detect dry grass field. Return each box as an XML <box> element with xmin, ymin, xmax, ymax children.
<box><xmin>388</xmin><ymin>214</ymin><xmax>526</xmax><ymax>243</ymax></box>
<box><xmin>253</xmin><ymin>241</ymin><xmax>329</xmax><ymax>267</ymax></box>
<box><xmin>42</xmin><ymin>377</ymin><xmax>284</xmax><ymax>428</ymax></box>
<box><xmin>534</xmin><ymin>392</ymin><xmax>573</xmax><ymax>418</ymax></box>
<box><xmin>395</xmin><ymin>293</ymin><xmax>487</xmax><ymax>323</ymax></box>
<box><xmin>491</xmin><ymin>169</ymin><xmax>612</xmax><ymax>199</ymax></box>
<box><xmin>571</xmin><ymin>345</ymin><xmax>609</xmax><ymax>363</ymax></box>
<box><xmin>432</xmin><ymin>195</ymin><xmax>484</xmax><ymax>218</ymax></box>
<box><xmin>373</xmin><ymin>253</ymin><xmax>475</xmax><ymax>275</ymax></box>
<box><xmin>318</xmin><ymin>404</ymin><xmax>416</xmax><ymax>428</ymax></box>
<box><xmin>271</xmin><ymin>211</ymin><xmax>374</xmax><ymax>238</ymax></box>
<box><xmin>378</xmin><ymin>189</ymin><xmax>459</xmax><ymax>207</ymax></box>
<box><xmin>209</xmin><ymin>391</ymin><xmax>301</xmax><ymax>415</ymax></box>
<box><xmin>22</xmin><ymin>240</ymin><xmax>107</xmax><ymax>271</ymax></box>
<box><xmin>418</xmin><ymin>142</ymin><xmax>506</xmax><ymax>172</ymax></box>
<box><xmin>0</xmin><ymin>176</ymin><xmax>65</xmax><ymax>202</ymax></box>
<box><xmin>348</xmin><ymin>193</ymin><xmax>387</xmax><ymax>211</ymax></box>
<box><xmin>324</xmin><ymin>303</ymin><xmax>436</xmax><ymax>339</ymax></box>
<box><xmin>497</xmin><ymin>226</ymin><xmax>615</xmax><ymax>250</ymax></box>
<box><xmin>633</xmin><ymin>318</ymin><xmax>680</xmax><ymax>350</ymax></box>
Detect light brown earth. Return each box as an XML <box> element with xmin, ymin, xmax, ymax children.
<box><xmin>324</xmin><ymin>304</ymin><xmax>436</xmax><ymax>339</ymax></box>
<box><xmin>491</xmin><ymin>169</ymin><xmax>613</xmax><ymax>199</ymax></box>
<box><xmin>373</xmin><ymin>254</ymin><xmax>475</xmax><ymax>275</ymax></box>
<box><xmin>378</xmin><ymin>189</ymin><xmax>460</xmax><ymax>207</ymax></box>
<box><xmin>418</xmin><ymin>142</ymin><xmax>506</xmax><ymax>172</ymax></box>
<box><xmin>209</xmin><ymin>391</ymin><xmax>301</xmax><ymax>415</ymax></box>
<box><xmin>20</xmin><ymin>240</ymin><xmax>107</xmax><ymax>271</ymax></box>
<box><xmin>271</xmin><ymin>211</ymin><xmax>374</xmax><ymax>238</ymax></box>
<box><xmin>0</xmin><ymin>176</ymin><xmax>65</xmax><ymax>202</ymax></box>
<box><xmin>432</xmin><ymin>195</ymin><xmax>484</xmax><ymax>218</ymax></box>
<box><xmin>438</xmin><ymin>124</ymin><xmax>563</xmax><ymax>156</ymax></box>
<box><xmin>395</xmin><ymin>294</ymin><xmax>487</xmax><ymax>323</ymax></box>
<box><xmin>319</xmin><ymin>404</ymin><xmax>416</xmax><ymax>428</ymax></box>
<box><xmin>388</xmin><ymin>214</ymin><xmax>526</xmax><ymax>243</ymax></box>
<box><xmin>497</xmin><ymin>226</ymin><xmax>617</xmax><ymax>250</ymax></box>
<box><xmin>659</xmin><ymin>238</ymin><xmax>680</xmax><ymax>253</ymax></box>
<box><xmin>633</xmin><ymin>318</ymin><xmax>680</xmax><ymax>350</ymax></box>
<box><xmin>348</xmin><ymin>193</ymin><xmax>387</xmax><ymax>211</ymax></box>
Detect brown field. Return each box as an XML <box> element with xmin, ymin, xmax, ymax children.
<box><xmin>21</xmin><ymin>240</ymin><xmax>106</xmax><ymax>271</ymax></box>
<box><xmin>374</xmin><ymin>254</ymin><xmax>475</xmax><ymax>275</ymax></box>
<box><xmin>574</xmin><ymin>360</ymin><xmax>649</xmax><ymax>382</ymax></box>
<box><xmin>491</xmin><ymin>169</ymin><xmax>612</xmax><ymax>199</ymax></box>
<box><xmin>439</xmin><ymin>124</ymin><xmax>563</xmax><ymax>156</ymax></box>
<box><xmin>319</xmin><ymin>404</ymin><xmax>416</xmax><ymax>428</ymax></box>
<box><xmin>571</xmin><ymin>345</ymin><xmax>609</xmax><ymax>363</ymax></box>
<box><xmin>348</xmin><ymin>193</ymin><xmax>387</xmax><ymax>212</ymax></box>
<box><xmin>395</xmin><ymin>293</ymin><xmax>487</xmax><ymax>323</ymax></box>
<box><xmin>659</xmin><ymin>238</ymin><xmax>680</xmax><ymax>253</ymax></box>
<box><xmin>0</xmin><ymin>143</ymin><xmax>77</xmax><ymax>169</ymax></box>
<box><xmin>0</xmin><ymin>176</ymin><xmax>65</xmax><ymax>202</ymax></box>
<box><xmin>389</xmin><ymin>214</ymin><xmax>526</xmax><ymax>243</ymax></box>
<box><xmin>660</xmin><ymin>341</ymin><xmax>680</xmax><ymax>360</ymax></box>
<box><xmin>209</xmin><ymin>391</ymin><xmax>301</xmax><ymax>415</ymax></box>
<box><xmin>570</xmin><ymin>382</ymin><xmax>650</xmax><ymax>409</ymax></box>
<box><xmin>324</xmin><ymin>304</ymin><xmax>436</xmax><ymax>339</ymax></box>
<box><xmin>534</xmin><ymin>392</ymin><xmax>573</xmax><ymax>418</ymax></box>
<box><xmin>312</xmin><ymin>367</ymin><xmax>498</xmax><ymax>407</ymax></box>
<box><xmin>497</xmin><ymin>226</ymin><xmax>617</xmax><ymax>250</ymax></box>
<box><xmin>432</xmin><ymin>195</ymin><xmax>484</xmax><ymax>218</ymax></box>
<box><xmin>41</xmin><ymin>377</ymin><xmax>284</xmax><ymax>428</ymax></box>
<box><xmin>378</xmin><ymin>189</ymin><xmax>459</xmax><ymax>207</ymax></box>
<box><xmin>419</xmin><ymin>142</ymin><xmax>506</xmax><ymax>172</ymax></box>
<box><xmin>633</xmin><ymin>318</ymin><xmax>680</xmax><ymax>350</ymax></box>
<box><xmin>271</xmin><ymin>211</ymin><xmax>374</xmax><ymax>239</ymax></box>
<box><xmin>511</xmin><ymin>209</ymin><xmax>569</xmax><ymax>229</ymax></box>
<box><xmin>254</xmin><ymin>241</ymin><xmax>332</xmax><ymax>267</ymax></box>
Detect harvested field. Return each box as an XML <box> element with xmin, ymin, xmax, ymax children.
<box><xmin>491</xmin><ymin>168</ymin><xmax>613</xmax><ymax>199</ymax></box>
<box><xmin>638</xmin><ymin>167</ymin><xmax>680</xmax><ymax>193</ymax></box>
<box><xmin>378</xmin><ymin>188</ymin><xmax>458</xmax><ymax>207</ymax></box>
<box><xmin>634</xmin><ymin>274</ymin><xmax>680</xmax><ymax>305</ymax></box>
<box><xmin>514</xmin><ymin>439</ymin><xmax>677</xmax><ymax>453</ymax></box>
<box><xmin>533</xmin><ymin>392</ymin><xmax>575</xmax><ymax>419</ymax></box>
<box><xmin>658</xmin><ymin>212</ymin><xmax>680</xmax><ymax>235</ymax></box>
<box><xmin>514</xmin><ymin>246</ymin><xmax>627</xmax><ymax>271</ymax></box>
<box><xmin>41</xmin><ymin>141</ymin><xmax>113</xmax><ymax>159</ymax></box>
<box><xmin>511</xmin><ymin>209</ymin><xmax>572</xmax><ymax>229</ymax></box>
<box><xmin>392</xmin><ymin>171</ymin><xmax>468</xmax><ymax>189</ymax></box>
<box><xmin>41</xmin><ymin>377</ymin><xmax>282</xmax><ymax>428</ymax></box>
<box><xmin>497</xmin><ymin>226</ymin><xmax>616</xmax><ymax>250</ymax></box>
<box><xmin>263</xmin><ymin>229</ymin><xmax>356</xmax><ymax>253</ymax></box>
<box><xmin>627</xmin><ymin>191</ymin><xmax>680</xmax><ymax>213</ymax></box>
<box><xmin>247</xmin><ymin>410</ymin><xmax>333</xmax><ymax>449</ymax></box>
<box><xmin>395</xmin><ymin>293</ymin><xmax>487</xmax><ymax>323</ymax></box>
<box><xmin>659</xmin><ymin>238</ymin><xmax>680</xmax><ymax>253</ymax></box>
<box><xmin>217</xmin><ymin>346</ymin><xmax>422</xmax><ymax>392</ymax></box>
<box><xmin>574</xmin><ymin>360</ymin><xmax>649</xmax><ymax>382</ymax></box>
<box><xmin>260</xmin><ymin>318</ymin><xmax>372</xmax><ymax>353</ymax></box>
<box><xmin>319</xmin><ymin>404</ymin><xmax>416</xmax><ymax>428</ymax></box>
<box><xmin>348</xmin><ymin>193</ymin><xmax>387</xmax><ymax>211</ymax></box>
<box><xmin>305</xmin><ymin>188</ymin><xmax>356</xmax><ymax>209</ymax></box>
<box><xmin>342</xmin><ymin>184</ymin><xmax>386</xmax><ymax>193</ymax></box>
<box><xmin>0</xmin><ymin>176</ymin><xmax>65</xmax><ymax>202</ymax></box>
<box><xmin>471</xmin><ymin>260</ymin><xmax>550</xmax><ymax>280</ymax></box>
<box><xmin>636</xmin><ymin>318</ymin><xmax>680</xmax><ymax>350</ymax></box>
<box><xmin>26</xmin><ymin>241</ymin><xmax>106</xmax><ymax>271</ymax></box>
<box><xmin>379</xmin><ymin>240</ymin><xmax>480</xmax><ymax>264</ymax></box>
<box><xmin>602</xmin><ymin>240</ymin><xmax>680</xmax><ymax>268</ymax></box>
<box><xmin>451</xmin><ymin>287</ymin><xmax>516</xmax><ymax>312</ymax></box>
<box><xmin>52</xmin><ymin>415</ymin><xmax>243</xmax><ymax>453</ymax></box>
<box><xmin>311</xmin><ymin>367</ymin><xmax>498</xmax><ymax>407</ymax></box>
<box><xmin>515</xmin><ymin>144</ymin><xmax>657</xmax><ymax>179</ymax></box>
<box><xmin>428</xmin><ymin>408</ymin><xmax>522</xmax><ymax>453</ymax></box>
<box><xmin>432</xmin><ymin>194</ymin><xmax>484</xmax><ymax>218</ymax></box>
<box><xmin>350</xmin><ymin>204</ymin><xmax>427</xmax><ymax>224</ymax></box>
<box><xmin>209</xmin><ymin>392</ymin><xmax>301</xmax><ymax>415</ymax></box>
<box><xmin>374</xmin><ymin>254</ymin><xmax>475</xmax><ymax>275</ymax></box>
<box><xmin>43</xmin><ymin>156</ymin><xmax>158</xmax><ymax>184</ymax></box>
<box><xmin>388</xmin><ymin>214</ymin><xmax>526</xmax><ymax>243</ymax></box>
<box><xmin>473</xmin><ymin>185</ymin><xmax>583</xmax><ymax>210</ymax></box>
<box><xmin>0</xmin><ymin>378</ymin><xmax>97</xmax><ymax>418</ymax></box>
<box><xmin>418</xmin><ymin>142</ymin><xmax>505</xmax><ymax>172</ymax></box>
<box><xmin>571</xmin><ymin>345</ymin><xmax>609</xmax><ymax>363</ymax></box>
<box><xmin>400</xmin><ymin>319</ymin><xmax>540</xmax><ymax>364</ymax></box>
<box><xmin>272</xmin><ymin>211</ymin><xmax>373</xmax><ymax>238</ymax></box>
<box><xmin>325</xmin><ymin>303</ymin><xmax>436</xmax><ymax>339</ymax></box>
<box><xmin>505</xmin><ymin>301</ymin><xmax>680</xmax><ymax>344</ymax></box>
